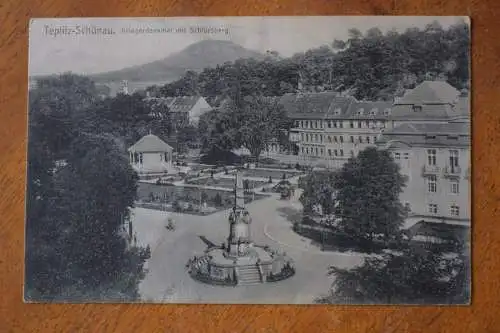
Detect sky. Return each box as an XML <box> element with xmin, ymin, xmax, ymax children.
<box><xmin>29</xmin><ymin>16</ymin><xmax>468</xmax><ymax>77</ymax></box>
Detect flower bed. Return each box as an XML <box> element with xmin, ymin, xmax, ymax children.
<box><xmin>187</xmin><ymin>177</ymin><xmax>268</xmax><ymax>189</ymax></box>
<box><xmin>137</xmin><ymin>183</ymin><xmax>268</xmax><ymax>214</ymax></box>
<box><xmin>239</xmin><ymin>168</ymin><xmax>303</xmax><ymax>179</ymax></box>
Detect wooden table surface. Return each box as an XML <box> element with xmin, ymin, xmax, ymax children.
<box><xmin>1</xmin><ymin>1</ymin><xmax>498</xmax><ymax>332</ymax></box>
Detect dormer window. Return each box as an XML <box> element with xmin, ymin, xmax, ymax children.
<box><xmin>334</xmin><ymin>108</ymin><xmax>341</xmax><ymax>115</ymax></box>
<box><xmin>383</xmin><ymin>108</ymin><xmax>391</xmax><ymax>116</ymax></box>
<box><xmin>413</xmin><ymin>105</ymin><xmax>423</xmax><ymax>112</ymax></box>
<box><xmin>369</xmin><ymin>108</ymin><xmax>377</xmax><ymax>116</ymax></box>
<box><xmin>357</xmin><ymin>108</ymin><xmax>365</xmax><ymax>115</ymax></box>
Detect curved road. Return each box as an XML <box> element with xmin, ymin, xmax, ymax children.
<box><xmin>135</xmin><ymin>194</ymin><xmax>364</xmax><ymax>304</ymax></box>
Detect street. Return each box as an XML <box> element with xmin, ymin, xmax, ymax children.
<box><xmin>135</xmin><ymin>193</ymin><xmax>364</xmax><ymax>304</ymax></box>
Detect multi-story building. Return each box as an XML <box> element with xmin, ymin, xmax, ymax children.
<box><xmin>376</xmin><ymin>81</ymin><xmax>470</xmax><ymax>230</ymax></box>
<box><xmin>281</xmin><ymin>92</ymin><xmax>392</xmax><ymax>168</ymax></box>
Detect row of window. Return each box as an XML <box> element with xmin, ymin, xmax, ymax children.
<box><xmin>301</xmin><ymin>146</ymin><xmax>357</xmax><ymax>158</ymax></box>
<box><xmin>130</xmin><ymin>152</ymin><xmax>170</xmax><ymax>164</ymax></box>
<box><xmin>295</xmin><ymin>119</ymin><xmax>386</xmax><ymax>130</ymax></box>
<box><xmin>301</xmin><ymin>133</ymin><xmax>378</xmax><ymax>145</ymax></box>
<box><xmin>427</xmin><ymin>149</ymin><xmax>460</xmax><ymax>167</ymax></box>
<box><xmin>428</xmin><ymin>203</ymin><xmax>461</xmax><ymax>217</ymax></box>
<box><xmin>427</xmin><ymin>176</ymin><xmax>461</xmax><ymax>194</ymax></box>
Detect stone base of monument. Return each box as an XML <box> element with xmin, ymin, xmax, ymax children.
<box><xmin>187</xmin><ymin>244</ymin><xmax>295</xmax><ymax>286</ymax></box>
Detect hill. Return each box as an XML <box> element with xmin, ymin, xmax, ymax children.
<box><xmin>90</xmin><ymin>40</ymin><xmax>265</xmax><ymax>83</ymax></box>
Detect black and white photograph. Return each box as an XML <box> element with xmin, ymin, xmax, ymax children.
<box><xmin>25</xmin><ymin>16</ymin><xmax>470</xmax><ymax>304</ymax></box>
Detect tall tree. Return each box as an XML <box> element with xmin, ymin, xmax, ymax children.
<box><xmin>298</xmin><ymin>171</ymin><xmax>338</xmax><ymax>215</ymax></box>
<box><xmin>334</xmin><ymin>147</ymin><xmax>407</xmax><ymax>242</ymax></box>
<box><xmin>238</xmin><ymin>96</ymin><xmax>289</xmax><ymax>164</ymax></box>
<box><xmin>25</xmin><ymin>74</ymin><xmax>149</xmax><ymax>301</ymax></box>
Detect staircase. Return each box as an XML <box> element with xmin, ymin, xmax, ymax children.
<box><xmin>237</xmin><ymin>265</ymin><xmax>262</xmax><ymax>285</ymax></box>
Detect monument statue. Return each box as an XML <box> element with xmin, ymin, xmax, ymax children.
<box><xmin>227</xmin><ymin>171</ymin><xmax>253</xmax><ymax>256</ymax></box>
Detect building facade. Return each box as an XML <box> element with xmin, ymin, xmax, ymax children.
<box><xmin>281</xmin><ymin>92</ymin><xmax>392</xmax><ymax>168</ymax></box>
<box><xmin>376</xmin><ymin>81</ymin><xmax>470</xmax><ymax>228</ymax></box>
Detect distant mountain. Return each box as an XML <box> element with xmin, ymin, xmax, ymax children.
<box><xmin>91</xmin><ymin>40</ymin><xmax>265</xmax><ymax>83</ymax></box>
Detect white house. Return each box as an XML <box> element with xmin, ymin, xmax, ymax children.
<box><xmin>144</xmin><ymin>95</ymin><xmax>213</xmax><ymax>126</ymax></box>
<box><xmin>128</xmin><ymin>134</ymin><xmax>175</xmax><ymax>175</ymax></box>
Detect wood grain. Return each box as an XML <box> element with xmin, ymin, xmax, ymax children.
<box><xmin>1</xmin><ymin>0</ymin><xmax>498</xmax><ymax>332</ymax></box>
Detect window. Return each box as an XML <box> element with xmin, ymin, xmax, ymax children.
<box><xmin>315</xmin><ymin>147</ymin><xmax>319</xmax><ymax>155</ymax></box>
<box><xmin>328</xmin><ymin>136</ymin><xmax>332</xmax><ymax>143</ymax></box>
<box><xmin>404</xmin><ymin>202</ymin><xmax>411</xmax><ymax>212</ymax></box>
<box><xmin>383</xmin><ymin>108</ymin><xmax>391</xmax><ymax>116</ymax></box>
<box><xmin>295</xmin><ymin>121</ymin><xmax>299</xmax><ymax>127</ymax></box>
<box><xmin>350</xmin><ymin>121</ymin><xmax>354</xmax><ymax>128</ymax></box>
<box><xmin>358</xmin><ymin>121</ymin><xmax>362</xmax><ymax>128</ymax></box>
<box><xmin>334</xmin><ymin>108</ymin><xmax>341</xmax><ymax>115</ymax></box>
<box><xmin>301</xmin><ymin>133</ymin><xmax>304</xmax><ymax>141</ymax></box>
<box><xmin>403</xmin><ymin>152</ymin><xmax>409</xmax><ymax>160</ymax></box>
<box><xmin>350</xmin><ymin>136</ymin><xmax>354</xmax><ymax>143</ymax></box>
<box><xmin>350</xmin><ymin>150</ymin><xmax>354</xmax><ymax>157</ymax></box>
<box><xmin>315</xmin><ymin>121</ymin><xmax>318</xmax><ymax>128</ymax></box>
<box><xmin>428</xmin><ymin>175</ymin><xmax>437</xmax><ymax>193</ymax></box>
<box><xmin>139</xmin><ymin>153</ymin><xmax>143</xmax><ymax>164</ymax></box>
<box><xmin>449</xmin><ymin>150</ymin><xmax>460</xmax><ymax>169</ymax></box>
<box><xmin>339</xmin><ymin>136</ymin><xmax>344</xmax><ymax>143</ymax></box>
<box><xmin>428</xmin><ymin>204</ymin><xmax>438</xmax><ymax>214</ymax></box>
<box><xmin>394</xmin><ymin>152</ymin><xmax>401</xmax><ymax>160</ymax></box>
<box><xmin>333</xmin><ymin>121</ymin><xmax>337</xmax><ymax>128</ymax></box>
<box><xmin>334</xmin><ymin>149</ymin><xmax>338</xmax><ymax>156</ymax></box>
<box><xmin>369</xmin><ymin>109</ymin><xmax>377</xmax><ymax>116</ymax></box>
<box><xmin>365</xmin><ymin>120</ymin><xmax>370</xmax><ymax>128</ymax></box>
<box><xmin>357</xmin><ymin>108</ymin><xmax>364</xmax><ymax>115</ymax></box>
<box><xmin>339</xmin><ymin>121</ymin><xmax>343</xmax><ymax>128</ymax></box>
<box><xmin>450</xmin><ymin>205</ymin><xmax>460</xmax><ymax>216</ymax></box>
<box><xmin>427</xmin><ymin>149</ymin><xmax>437</xmax><ymax>166</ymax></box>
<box><xmin>333</xmin><ymin>136</ymin><xmax>338</xmax><ymax>143</ymax></box>
<box><xmin>327</xmin><ymin>121</ymin><xmax>331</xmax><ymax>128</ymax></box>
<box><xmin>358</xmin><ymin>136</ymin><xmax>363</xmax><ymax>144</ymax></box>
<box><xmin>314</xmin><ymin>134</ymin><xmax>318</xmax><ymax>142</ymax></box>
<box><xmin>301</xmin><ymin>147</ymin><xmax>304</xmax><ymax>154</ymax></box>
<box><xmin>300</xmin><ymin>121</ymin><xmax>304</xmax><ymax>128</ymax></box>
<box><xmin>413</xmin><ymin>105</ymin><xmax>422</xmax><ymax>112</ymax></box>
<box><xmin>320</xmin><ymin>148</ymin><xmax>324</xmax><ymax>155</ymax></box>
<box><xmin>328</xmin><ymin>149</ymin><xmax>332</xmax><ymax>156</ymax></box>
<box><xmin>305</xmin><ymin>134</ymin><xmax>309</xmax><ymax>142</ymax></box>
<box><xmin>450</xmin><ymin>180</ymin><xmax>460</xmax><ymax>194</ymax></box>
<box><xmin>320</xmin><ymin>135</ymin><xmax>323</xmax><ymax>143</ymax></box>
<box><xmin>366</xmin><ymin>136</ymin><xmax>370</xmax><ymax>144</ymax></box>
<box><xmin>340</xmin><ymin>149</ymin><xmax>344</xmax><ymax>156</ymax></box>
<box><xmin>164</xmin><ymin>152</ymin><xmax>168</xmax><ymax>161</ymax></box>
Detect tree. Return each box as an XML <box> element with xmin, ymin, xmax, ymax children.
<box><xmin>239</xmin><ymin>96</ymin><xmax>289</xmax><ymax>165</ymax></box>
<box><xmin>317</xmin><ymin>245</ymin><xmax>470</xmax><ymax>304</ymax></box>
<box><xmin>25</xmin><ymin>74</ymin><xmax>149</xmax><ymax>301</ymax></box>
<box><xmin>298</xmin><ymin>171</ymin><xmax>338</xmax><ymax>216</ymax></box>
<box><xmin>334</xmin><ymin>147</ymin><xmax>407</xmax><ymax>243</ymax></box>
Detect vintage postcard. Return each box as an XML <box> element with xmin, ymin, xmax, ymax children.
<box><xmin>25</xmin><ymin>16</ymin><xmax>470</xmax><ymax>304</ymax></box>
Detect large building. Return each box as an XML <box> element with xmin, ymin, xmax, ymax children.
<box><xmin>376</xmin><ymin>81</ymin><xmax>470</xmax><ymax>228</ymax></box>
<box><xmin>281</xmin><ymin>92</ymin><xmax>392</xmax><ymax>168</ymax></box>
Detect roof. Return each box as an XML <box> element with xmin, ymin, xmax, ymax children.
<box><xmin>395</xmin><ymin>81</ymin><xmax>460</xmax><ymax>105</ymax></box>
<box><xmin>143</xmin><ymin>96</ymin><xmax>202</xmax><ymax>113</ymax></box>
<box><xmin>377</xmin><ymin>122</ymin><xmax>470</xmax><ymax>148</ymax></box>
<box><xmin>128</xmin><ymin>134</ymin><xmax>173</xmax><ymax>152</ymax></box>
<box><xmin>280</xmin><ymin>92</ymin><xmax>391</xmax><ymax>120</ymax></box>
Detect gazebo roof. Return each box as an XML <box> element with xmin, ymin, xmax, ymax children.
<box><xmin>128</xmin><ymin>134</ymin><xmax>173</xmax><ymax>153</ymax></box>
